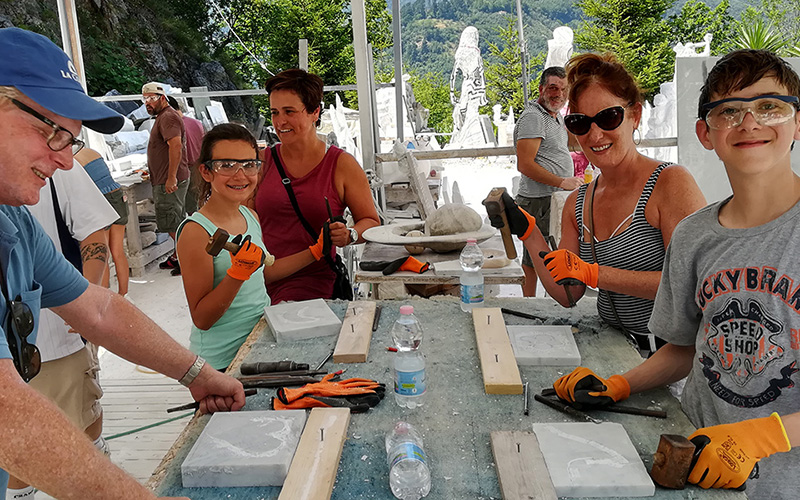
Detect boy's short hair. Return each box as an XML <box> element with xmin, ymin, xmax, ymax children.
<box><xmin>698</xmin><ymin>49</ymin><xmax>800</xmax><ymax>119</ymax></box>
<box><xmin>539</xmin><ymin>66</ymin><xmax>567</xmax><ymax>88</ymax></box>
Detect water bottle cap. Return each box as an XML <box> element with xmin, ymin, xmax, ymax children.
<box><xmin>399</xmin><ymin>305</ymin><xmax>414</xmax><ymax>315</ymax></box>
<box><xmin>466</xmin><ymin>238</ymin><xmax>477</xmax><ymax>244</ymax></box>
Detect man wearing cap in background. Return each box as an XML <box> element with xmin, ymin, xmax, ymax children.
<box><xmin>142</xmin><ymin>82</ymin><xmax>189</xmax><ymax>275</ymax></box>
<box><xmin>167</xmin><ymin>95</ymin><xmax>204</xmax><ymax>215</ymax></box>
<box><xmin>0</xmin><ymin>27</ymin><xmax>243</xmax><ymax>499</ymax></box>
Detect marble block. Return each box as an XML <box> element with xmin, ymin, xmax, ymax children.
<box><xmin>264</xmin><ymin>298</ymin><xmax>342</xmax><ymax>343</ymax></box>
<box><xmin>181</xmin><ymin>410</ymin><xmax>307</xmax><ymax>487</ymax></box>
<box><xmin>532</xmin><ymin>422</ymin><xmax>655</xmax><ymax>497</ymax></box>
<box><xmin>506</xmin><ymin>325</ymin><xmax>581</xmax><ymax>366</ymax></box>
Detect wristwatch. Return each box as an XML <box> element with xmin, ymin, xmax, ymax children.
<box><xmin>348</xmin><ymin>227</ymin><xmax>358</xmax><ymax>245</ymax></box>
<box><xmin>179</xmin><ymin>355</ymin><xmax>206</xmax><ymax>387</ymax></box>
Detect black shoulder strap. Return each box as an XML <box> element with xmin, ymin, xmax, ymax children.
<box><xmin>270</xmin><ymin>147</ymin><xmax>317</xmax><ymax>240</ymax></box>
<box><xmin>49</xmin><ymin>178</ymin><xmax>83</xmax><ymax>273</ymax></box>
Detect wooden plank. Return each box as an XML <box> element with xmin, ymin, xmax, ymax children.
<box><xmin>490</xmin><ymin>431</ymin><xmax>558</xmax><ymax>500</ymax></box>
<box><xmin>278</xmin><ymin>408</ymin><xmax>350</xmax><ymax>500</ymax></box>
<box><xmin>333</xmin><ymin>301</ymin><xmax>377</xmax><ymax>363</ymax></box>
<box><xmin>472</xmin><ymin>307</ymin><xmax>523</xmax><ymax>394</ymax></box>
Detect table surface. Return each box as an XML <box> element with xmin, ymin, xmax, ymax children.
<box><xmin>355</xmin><ymin>235</ymin><xmax>524</xmax><ymax>285</ymax></box>
<box><xmin>149</xmin><ymin>297</ymin><xmax>745</xmax><ymax>500</ymax></box>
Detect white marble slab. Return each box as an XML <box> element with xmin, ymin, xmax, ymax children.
<box><xmin>532</xmin><ymin>422</ymin><xmax>655</xmax><ymax>497</ymax></box>
<box><xmin>263</xmin><ymin>298</ymin><xmax>342</xmax><ymax>343</ymax></box>
<box><xmin>507</xmin><ymin>325</ymin><xmax>581</xmax><ymax>366</ymax></box>
<box><xmin>181</xmin><ymin>410</ymin><xmax>307</xmax><ymax>487</ymax></box>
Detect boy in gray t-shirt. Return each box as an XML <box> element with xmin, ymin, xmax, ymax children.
<box><xmin>550</xmin><ymin>50</ymin><xmax>800</xmax><ymax>498</ymax></box>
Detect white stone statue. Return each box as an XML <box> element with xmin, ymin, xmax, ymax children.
<box><xmin>673</xmin><ymin>33</ymin><xmax>713</xmax><ymax>58</ymax></box>
<box><xmin>544</xmin><ymin>27</ymin><xmax>574</xmax><ymax>69</ymax></box>
<box><xmin>449</xmin><ymin>26</ymin><xmax>487</xmax><ymax>141</ymax></box>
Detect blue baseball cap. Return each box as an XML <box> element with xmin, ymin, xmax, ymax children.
<box><xmin>0</xmin><ymin>27</ymin><xmax>124</xmax><ymax>134</ymax></box>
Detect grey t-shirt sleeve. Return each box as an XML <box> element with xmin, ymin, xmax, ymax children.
<box><xmin>514</xmin><ymin>109</ymin><xmax>545</xmax><ymax>143</ymax></box>
<box><xmin>648</xmin><ymin>218</ymin><xmax>703</xmax><ymax>346</ymax></box>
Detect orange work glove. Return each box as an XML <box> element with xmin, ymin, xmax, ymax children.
<box><xmin>485</xmin><ymin>190</ymin><xmax>537</xmax><ymax>240</ymax></box>
<box><xmin>540</xmin><ymin>249</ymin><xmax>599</xmax><ymax>287</ymax></box>
<box><xmin>276</xmin><ymin>373</ymin><xmax>384</xmax><ymax>404</ymax></box>
<box><xmin>308</xmin><ymin>223</ymin><xmax>332</xmax><ymax>261</ymax></box>
<box><xmin>687</xmin><ymin>413</ymin><xmax>791</xmax><ymax>489</ymax></box>
<box><xmin>553</xmin><ymin>367</ymin><xmax>630</xmax><ymax>407</ymax></box>
<box><xmin>382</xmin><ymin>256</ymin><xmax>431</xmax><ymax>275</ymax></box>
<box><xmin>226</xmin><ymin>236</ymin><xmax>265</xmax><ymax>281</ymax></box>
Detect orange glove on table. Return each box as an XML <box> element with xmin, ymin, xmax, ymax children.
<box><xmin>553</xmin><ymin>367</ymin><xmax>630</xmax><ymax>407</ymax></box>
<box><xmin>309</xmin><ymin>223</ymin><xmax>331</xmax><ymax>261</ymax></box>
<box><xmin>276</xmin><ymin>373</ymin><xmax>384</xmax><ymax>404</ymax></box>
<box><xmin>226</xmin><ymin>236</ymin><xmax>266</xmax><ymax>281</ymax></box>
<box><xmin>540</xmin><ymin>249</ymin><xmax>599</xmax><ymax>287</ymax></box>
<box><xmin>688</xmin><ymin>413</ymin><xmax>791</xmax><ymax>489</ymax></box>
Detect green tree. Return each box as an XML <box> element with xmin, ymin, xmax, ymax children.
<box><xmin>408</xmin><ymin>72</ymin><xmax>454</xmax><ymax>145</ymax></box>
<box><xmin>668</xmin><ymin>0</ymin><xmax>738</xmax><ymax>56</ymax></box>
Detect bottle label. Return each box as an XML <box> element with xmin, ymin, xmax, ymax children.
<box><xmin>395</xmin><ymin>368</ymin><xmax>426</xmax><ymax>396</ymax></box>
<box><xmin>390</xmin><ymin>442</ymin><xmax>427</xmax><ymax>469</ymax></box>
<box><xmin>461</xmin><ymin>283</ymin><xmax>484</xmax><ymax>304</ymax></box>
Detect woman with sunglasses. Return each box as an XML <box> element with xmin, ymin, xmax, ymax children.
<box><xmin>251</xmin><ymin>69</ymin><xmax>380</xmax><ymax>303</ymax></box>
<box><xmin>493</xmin><ymin>53</ymin><xmax>706</xmax><ymax>356</ymax></box>
<box><xmin>176</xmin><ymin>124</ymin><xmax>270</xmax><ymax>371</ymax></box>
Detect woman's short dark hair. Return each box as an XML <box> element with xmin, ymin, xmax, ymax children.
<box><xmin>698</xmin><ymin>49</ymin><xmax>800</xmax><ymax>119</ymax></box>
<box><xmin>265</xmin><ymin>69</ymin><xmax>324</xmax><ymax>126</ymax></box>
<box><xmin>566</xmin><ymin>53</ymin><xmax>644</xmax><ymax>111</ymax></box>
<box><xmin>195</xmin><ymin>123</ymin><xmax>258</xmax><ymax>207</ymax></box>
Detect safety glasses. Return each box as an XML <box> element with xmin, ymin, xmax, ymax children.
<box><xmin>10</xmin><ymin>99</ymin><xmax>85</xmax><ymax>155</ymax></box>
<box><xmin>5</xmin><ymin>298</ymin><xmax>40</xmax><ymax>382</ymax></box>
<box><xmin>702</xmin><ymin>95</ymin><xmax>799</xmax><ymax>130</ymax></box>
<box><xmin>206</xmin><ymin>159</ymin><xmax>262</xmax><ymax>176</ymax></box>
<box><xmin>564</xmin><ymin>106</ymin><xmax>628</xmax><ymax>136</ymax></box>
<box><xmin>142</xmin><ymin>95</ymin><xmax>162</xmax><ymax>103</ymax></box>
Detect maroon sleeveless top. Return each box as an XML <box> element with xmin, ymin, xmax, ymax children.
<box><xmin>255</xmin><ymin>144</ymin><xmax>346</xmax><ymax>303</ymax></box>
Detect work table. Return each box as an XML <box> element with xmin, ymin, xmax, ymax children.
<box><xmin>149</xmin><ymin>297</ymin><xmax>745</xmax><ymax>499</ymax></box>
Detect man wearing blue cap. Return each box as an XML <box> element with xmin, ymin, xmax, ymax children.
<box><xmin>0</xmin><ymin>27</ymin><xmax>243</xmax><ymax>499</ymax></box>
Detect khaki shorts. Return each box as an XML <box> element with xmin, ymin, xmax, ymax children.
<box><xmin>153</xmin><ymin>180</ymin><xmax>189</xmax><ymax>233</ymax></box>
<box><xmin>515</xmin><ymin>194</ymin><xmax>552</xmax><ymax>267</ymax></box>
<box><xmin>28</xmin><ymin>346</ymin><xmax>103</xmax><ymax>431</ymax></box>
<box><xmin>104</xmin><ymin>188</ymin><xmax>129</xmax><ymax>226</ymax></box>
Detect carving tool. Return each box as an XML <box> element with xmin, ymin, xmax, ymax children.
<box><xmin>324</xmin><ymin>196</ymin><xmax>346</xmax><ymax>224</ymax></box>
<box><xmin>372</xmin><ymin>304</ymin><xmax>382</xmax><ymax>331</ymax></box>
<box><xmin>166</xmin><ymin>388</ymin><xmax>258</xmax><ymax>413</ymax></box>
<box><xmin>240</xmin><ymin>361</ymin><xmax>309</xmax><ymax>375</ymax></box>
<box><xmin>238</xmin><ymin>370</ymin><xmax>328</xmax><ymax>381</ymax></box>
<box><xmin>316</xmin><ymin>349</ymin><xmax>334</xmax><ymax>370</ymax></box>
<box><xmin>482</xmin><ymin>187</ymin><xmax>517</xmax><ymax>259</ymax></box>
<box><xmin>540</xmin><ymin>387</ymin><xmax>667</xmax><ymax>418</ymax></box>
<box><xmin>523</xmin><ymin>382</ymin><xmax>529</xmax><ymax>416</ymax></box>
<box><xmin>534</xmin><ymin>392</ymin><xmax>602</xmax><ymax>424</ymax></box>
<box><xmin>386</xmin><ymin>346</ymin><xmax>398</xmax><ymax>352</ymax></box>
<box><xmin>547</xmin><ymin>235</ymin><xmax>577</xmax><ymax>308</ymax></box>
<box><xmin>500</xmin><ymin>308</ymin><xmax>547</xmax><ymax>321</ymax></box>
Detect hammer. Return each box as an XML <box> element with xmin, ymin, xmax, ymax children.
<box><xmin>482</xmin><ymin>187</ymin><xmax>517</xmax><ymax>259</ymax></box>
<box><xmin>651</xmin><ymin>434</ymin><xmax>748</xmax><ymax>490</ymax></box>
<box><xmin>205</xmin><ymin>228</ymin><xmax>275</xmax><ymax>266</ymax></box>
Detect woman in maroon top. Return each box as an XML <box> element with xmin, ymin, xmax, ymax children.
<box><xmin>252</xmin><ymin>69</ymin><xmax>379</xmax><ymax>303</ymax></box>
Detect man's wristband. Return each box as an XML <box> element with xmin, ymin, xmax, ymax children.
<box><xmin>179</xmin><ymin>355</ymin><xmax>206</xmax><ymax>387</ymax></box>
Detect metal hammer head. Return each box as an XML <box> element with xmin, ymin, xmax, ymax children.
<box><xmin>206</xmin><ymin>228</ymin><xmax>231</xmax><ymax>257</ymax></box>
<box><xmin>651</xmin><ymin>434</ymin><xmax>696</xmax><ymax>489</ymax></box>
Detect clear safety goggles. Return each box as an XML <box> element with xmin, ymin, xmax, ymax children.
<box><xmin>702</xmin><ymin>95</ymin><xmax>799</xmax><ymax>130</ymax></box>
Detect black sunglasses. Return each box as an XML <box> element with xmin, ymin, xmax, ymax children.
<box><xmin>564</xmin><ymin>105</ymin><xmax>628</xmax><ymax>136</ymax></box>
<box><xmin>4</xmin><ymin>298</ymin><xmax>40</xmax><ymax>382</ymax></box>
<box><xmin>10</xmin><ymin>99</ymin><xmax>85</xmax><ymax>156</ymax></box>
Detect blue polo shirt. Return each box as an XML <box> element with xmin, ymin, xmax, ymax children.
<box><xmin>0</xmin><ymin>205</ymin><xmax>88</xmax><ymax>358</ymax></box>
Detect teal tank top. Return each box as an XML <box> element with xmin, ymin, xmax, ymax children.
<box><xmin>177</xmin><ymin>206</ymin><xmax>270</xmax><ymax>369</ymax></box>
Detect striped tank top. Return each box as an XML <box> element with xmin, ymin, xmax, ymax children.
<box><xmin>576</xmin><ymin>163</ymin><xmax>670</xmax><ymax>351</ymax></box>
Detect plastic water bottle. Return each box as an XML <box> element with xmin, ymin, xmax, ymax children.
<box><xmin>460</xmin><ymin>238</ymin><xmax>484</xmax><ymax>312</ymax></box>
<box><xmin>392</xmin><ymin>306</ymin><xmax>426</xmax><ymax>408</ymax></box>
<box><xmin>584</xmin><ymin>164</ymin><xmax>595</xmax><ymax>183</ymax></box>
<box><xmin>386</xmin><ymin>421</ymin><xmax>431</xmax><ymax>499</ymax></box>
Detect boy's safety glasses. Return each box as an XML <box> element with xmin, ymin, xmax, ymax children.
<box><xmin>207</xmin><ymin>159</ymin><xmax>262</xmax><ymax>176</ymax></box>
<box><xmin>564</xmin><ymin>105</ymin><xmax>629</xmax><ymax>136</ymax></box>
<box><xmin>702</xmin><ymin>95</ymin><xmax>799</xmax><ymax>130</ymax></box>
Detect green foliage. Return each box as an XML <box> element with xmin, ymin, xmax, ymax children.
<box><xmin>82</xmin><ymin>38</ymin><xmax>146</xmax><ymax>96</ymax></box>
<box><xmin>669</xmin><ymin>0</ymin><xmax>738</xmax><ymax>55</ymax></box>
<box><xmin>408</xmin><ymin>72</ymin><xmax>454</xmax><ymax>145</ymax></box>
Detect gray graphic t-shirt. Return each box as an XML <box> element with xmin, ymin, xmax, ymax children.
<box><xmin>513</xmin><ymin>103</ymin><xmax>573</xmax><ymax>198</ymax></box>
<box><xmin>650</xmin><ymin>197</ymin><xmax>800</xmax><ymax>499</ymax></box>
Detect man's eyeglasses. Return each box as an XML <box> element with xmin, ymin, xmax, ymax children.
<box><xmin>10</xmin><ymin>99</ymin><xmax>84</xmax><ymax>156</ymax></box>
<box><xmin>142</xmin><ymin>95</ymin><xmax>162</xmax><ymax>103</ymax></box>
<box><xmin>5</xmin><ymin>298</ymin><xmax>40</xmax><ymax>382</ymax></box>
<box><xmin>701</xmin><ymin>95</ymin><xmax>799</xmax><ymax>130</ymax></box>
<box><xmin>206</xmin><ymin>159</ymin><xmax>262</xmax><ymax>176</ymax></box>
<box><xmin>564</xmin><ymin>105</ymin><xmax>629</xmax><ymax>136</ymax></box>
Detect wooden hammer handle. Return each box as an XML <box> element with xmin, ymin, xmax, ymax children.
<box><xmin>484</xmin><ymin>187</ymin><xmax>517</xmax><ymax>260</ymax></box>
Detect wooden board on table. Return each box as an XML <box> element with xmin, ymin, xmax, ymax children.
<box><xmin>472</xmin><ymin>307</ymin><xmax>523</xmax><ymax>394</ymax></box>
<box><xmin>278</xmin><ymin>408</ymin><xmax>351</xmax><ymax>500</ymax></box>
<box><xmin>491</xmin><ymin>431</ymin><xmax>558</xmax><ymax>500</ymax></box>
<box><xmin>333</xmin><ymin>301</ymin><xmax>377</xmax><ymax>363</ymax></box>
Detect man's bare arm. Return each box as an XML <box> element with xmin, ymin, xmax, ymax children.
<box><xmin>165</xmin><ymin>135</ymin><xmax>182</xmax><ymax>193</ymax></box>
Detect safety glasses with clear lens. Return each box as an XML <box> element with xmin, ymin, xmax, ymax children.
<box><xmin>207</xmin><ymin>159</ymin><xmax>262</xmax><ymax>176</ymax></box>
<box><xmin>564</xmin><ymin>106</ymin><xmax>627</xmax><ymax>136</ymax></box>
<box><xmin>702</xmin><ymin>95</ymin><xmax>799</xmax><ymax>130</ymax></box>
